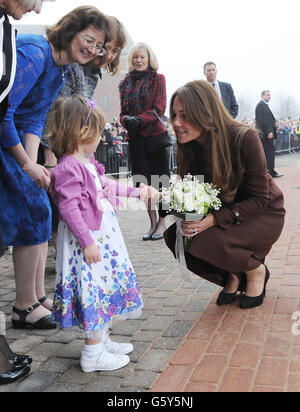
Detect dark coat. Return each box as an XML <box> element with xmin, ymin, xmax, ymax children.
<box><xmin>255</xmin><ymin>100</ymin><xmax>277</xmax><ymax>140</ymax></box>
<box><xmin>119</xmin><ymin>72</ymin><xmax>167</xmax><ymax>137</ymax></box>
<box><xmin>164</xmin><ymin>129</ymin><xmax>285</xmax><ymax>289</ymax></box>
<box><xmin>219</xmin><ymin>81</ymin><xmax>239</xmax><ymax>119</ymax></box>
<box><xmin>119</xmin><ymin>71</ymin><xmax>169</xmax><ymax>186</ymax></box>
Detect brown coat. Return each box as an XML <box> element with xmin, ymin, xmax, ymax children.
<box><xmin>164</xmin><ymin>129</ymin><xmax>285</xmax><ymax>289</ymax></box>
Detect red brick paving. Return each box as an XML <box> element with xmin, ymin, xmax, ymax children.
<box><xmin>151</xmin><ymin>166</ymin><xmax>300</xmax><ymax>392</ymax></box>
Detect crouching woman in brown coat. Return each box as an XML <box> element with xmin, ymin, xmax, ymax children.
<box><xmin>164</xmin><ymin>80</ymin><xmax>285</xmax><ymax>309</ymax></box>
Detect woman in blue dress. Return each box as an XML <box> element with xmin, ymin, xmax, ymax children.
<box><xmin>0</xmin><ymin>5</ymin><xmax>111</xmax><ymax>329</ymax></box>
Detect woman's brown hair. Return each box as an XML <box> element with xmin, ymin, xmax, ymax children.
<box><xmin>105</xmin><ymin>16</ymin><xmax>127</xmax><ymax>75</ymax></box>
<box><xmin>170</xmin><ymin>80</ymin><xmax>250</xmax><ymax>202</ymax></box>
<box><xmin>46</xmin><ymin>6</ymin><xmax>111</xmax><ymax>52</ymax></box>
<box><xmin>91</xmin><ymin>16</ymin><xmax>127</xmax><ymax>75</ymax></box>
<box><xmin>47</xmin><ymin>95</ymin><xmax>106</xmax><ymax>159</ymax></box>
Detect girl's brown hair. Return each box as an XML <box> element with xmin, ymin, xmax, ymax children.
<box><xmin>170</xmin><ymin>80</ymin><xmax>249</xmax><ymax>202</ymax></box>
<box><xmin>46</xmin><ymin>6</ymin><xmax>111</xmax><ymax>52</ymax></box>
<box><xmin>47</xmin><ymin>95</ymin><xmax>106</xmax><ymax>159</ymax></box>
<box><xmin>91</xmin><ymin>16</ymin><xmax>127</xmax><ymax>76</ymax></box>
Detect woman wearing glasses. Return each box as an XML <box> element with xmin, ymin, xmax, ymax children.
<box><xmin>40</xmin><ymin>16</ymin><xmax>126</xmax><ymax>173</ymax></box>
<box><xmin>0</xmin><ymin>6</ymin><xmax>111</xmax><ymax>330</ymax></box>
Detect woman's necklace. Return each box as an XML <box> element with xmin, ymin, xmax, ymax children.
<box><xmin>61</xmin><ymin>66</ymin><xmax>68</xmax><ymax>82</ymax></box>
<box><xmin>55</xmin><ymin>50</ymin><xmax>68</xmax><ymax>82</ymax></box>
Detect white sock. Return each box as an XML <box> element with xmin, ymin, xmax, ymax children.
<box><xmin>82</xmin><ymin>342</ymin><xmax>104</xmax><ymax>358</ymax></box>
<box><xmin>102</xmin><ymin>324</ymin><xmax>110</xmax><ymax>345</ymax></box>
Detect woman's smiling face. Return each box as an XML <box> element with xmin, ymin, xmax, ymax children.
<box><xmin>101</xmin><ymin>39</ymin><xmax>121</xmax><ymax>67</ymax></box>
<box><xmin>132</xmin><ymin>48</ymin><xmax>149</xmax><ymax>72</ymax></box>
<box><xmin>172</xmin><ymin>96</ymin><xmax>204</xmax><ymax>144</ymax></box>
<box><xmin>69</xmin><ymin>25</ymin><xmax>106</xmax><ymax>65</ymax></box>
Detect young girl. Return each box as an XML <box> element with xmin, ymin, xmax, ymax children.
<box><xmin>39</xmin><ymin>15</ymin><xmax>127</xmax><ymax>262</ymax></box>
<box><xmin>48</xmin><ymin>95</ymin><xmax>159</xmax><ymax>372</ymax></box>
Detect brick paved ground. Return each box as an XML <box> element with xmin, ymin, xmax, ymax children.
<box><xmin>151</xmin><ymin>159</ymin><xmax>300</xmax><ymax>393</ymax></box>
<box><xmin>0</xmin><ymin>152</ymin><xmax>299</xmax><ymax>392</ymax></box>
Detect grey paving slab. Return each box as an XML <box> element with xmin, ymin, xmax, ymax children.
<box><xmin>135</xmin><ymin>349</ymin><xmax>175</xmax><ymax>373</ymax></box>
<box><xmin>120</xmin><ymin>370</ymin><xmax>160</xmax><ymax>390</ymax></box>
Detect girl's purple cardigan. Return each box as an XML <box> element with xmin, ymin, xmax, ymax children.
<box><xmin>50</xmin><ymin>155</ymin><xmax>142</xmax><ymax>248</ymax></box>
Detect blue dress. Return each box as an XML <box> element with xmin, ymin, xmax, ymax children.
<box><xmin>0</xmin><ymin>35</ymin><xmax>68</xmax><ymax>246</ymax></box>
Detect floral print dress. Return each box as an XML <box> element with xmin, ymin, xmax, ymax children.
<box><xmin>52</xmin><ymin>163</ymin><xmax>143</xmax><ymax>334</ymax></box>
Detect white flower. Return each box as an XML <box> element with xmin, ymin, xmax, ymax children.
<box><xmin>162</xmin><ymin>175</ymin><xmax>222</xmax><ymax>217</ymax></box>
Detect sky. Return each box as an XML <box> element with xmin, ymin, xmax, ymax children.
<box><xmin>16</xmin><ymin>0</ymin><xmax>300</xmax><ymax>118</ymax></box>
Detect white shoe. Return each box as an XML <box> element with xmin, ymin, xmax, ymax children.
<box><xmin>106</xmin><ymin>337</ymin><xmax>133</xmax><ymax>355</ymax></box>
<box><xmin>80</xmin><ymin>349</ymin><xmax>130</xmax><ymax>373</ymax></box>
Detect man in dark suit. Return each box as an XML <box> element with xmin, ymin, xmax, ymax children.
<box><xmin>255</xmin><ymin>90</ymin><xmax>283</xmax><ymax>178</ymax></box>
<box><xmin>203</xmin><ymin>62</ymin><xmax>239</xmax><ymax>118</ymax></box>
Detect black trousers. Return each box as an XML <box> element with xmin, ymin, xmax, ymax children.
<box><xmin>261</xmin><ymin>138</ymin><xmax>275</xmax><ymax>174</ymax></box>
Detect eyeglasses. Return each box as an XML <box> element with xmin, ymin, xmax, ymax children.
<box><xmin>79</xmin><ymin>34</ymin><xmax>107</xmax><ymax>56</ymax></box>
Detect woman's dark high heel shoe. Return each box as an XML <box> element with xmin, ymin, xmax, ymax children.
<box><xmin>0</xmin><ymin>365</ymin><xmax>30</xmax><ymax>386</ymax></box>
<box><xmin>240</xmin><ymin>266</ymin><xmax>270</xmax><ymax>309</ymax></box>
<box><xmin>143</xmin><ymin>231</ymin><xmax>155</xmax><ymax>241</ymax></box>
<box><xmin>216</xmin><ymin>290</ymin><xmax>237</xmax><ymax>306</ymax></box>
<box><xmin>12</xmin><ymin>303</ymin><xmax>56</xmax><ymax>330</ymax></box>
<box><xmin>150</xmin><ymin>224</ymin><xmax>166</xmax><ymax>241</ymax></box>
<box><xmin>143</xmin><ymin>224</ymin><xmax>157</xmax><ymax>241</ymax></box>
<box><xmin>151</xmin><ymin>232</ymin><xmax>164</xmax><ymax>241</ymax></box>
<box><xmin>216</xmin><ymin>274</ymin><xmax>243</xmax><ymax>306</ymax></box>
<box><xmin>9</xmin><ymin>355</ymin><xmax>32</xmax><ymax>370</ymax></box>
<box><xmin>0</xmin><ymin>335</ymin><xmax>32</xmax><ymax>370</ymax></box>
<box><xmin>0</xmin><ymin>345</ymin><xmax>31</xmax><ymax>385</ymax></box>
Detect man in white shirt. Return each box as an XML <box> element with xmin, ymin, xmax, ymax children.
<box><xmin>203</xmin><ymin>61</ymin><xmax>239</xmax><ymax>119</ymax></box>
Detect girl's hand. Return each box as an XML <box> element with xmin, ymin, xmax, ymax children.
<box><xmin>181</xmin><ymin>213</ymin><xmax>216</xmax><ymax>238</ymax></box>
<box><xmin>140</xmin><ymin>183</ymin><xmax>161</xmax><ymax>205</ymax></box>
<box><xmin>83</xmin><ymin>244</ymin><xmax>102</xmax><ymax>265</ymax></box>
<box><xmin>22</xmin><ymin>160</ymin><xmax>50</xmax><ymax>189</ymax></box>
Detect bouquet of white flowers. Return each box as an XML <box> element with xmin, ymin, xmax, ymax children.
<box><xmin>161</xmin><ymin>175</ymin><xmax>222</xmax><ymax>284</ymax></box>
<box><xmin>161</xmin><ymin>174</ymin><xmax>222</xmax><ymax>221</ymax></box>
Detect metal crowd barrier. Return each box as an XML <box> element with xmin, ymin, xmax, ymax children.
<box><xmin>95</xmin><ymin>142</ymin><xmax>131</xmax><ymax>177</ymax></box>
<box><xmin>95</xmin><ymin>135</ymin><xmax>299</xmax><ymax>178</ymax></box>
<box><xmin>275</xmin><ymin>132</ymin><xmax>300</xmax><ymax>154</ymax></box>
<box><xmin>95</xmin><ymin>142</ymin><xmax>178</xmax><ymax>177</ymax></box>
